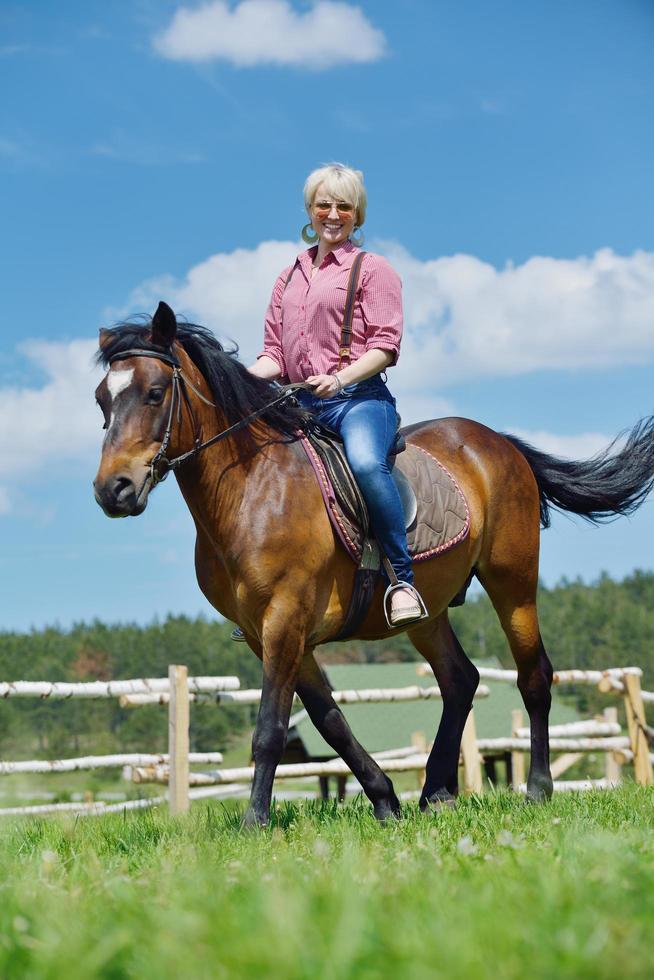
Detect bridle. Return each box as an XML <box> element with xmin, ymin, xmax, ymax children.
<box><xmin>108</xmin><ymin>347</ymin><xmax>308</xmax><ymax>488</ymax></box>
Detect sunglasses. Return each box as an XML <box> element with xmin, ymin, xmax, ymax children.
<box><xmin>312</xmin><ymin>200</ymin><xmax>355</xmax><ymax>218</ymax></box>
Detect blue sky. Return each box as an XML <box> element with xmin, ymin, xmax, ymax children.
<box><xmin>1</xmin><ymin>0</ymin><xmax>654</xmax><ymax>632</ymax></box>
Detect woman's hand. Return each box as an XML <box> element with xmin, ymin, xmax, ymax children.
<box><xmin>305</xmin><ymin>374</ymin><xmax>341</xmax><ymax>398</ymax></box>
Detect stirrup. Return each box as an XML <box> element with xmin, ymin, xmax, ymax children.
<box><xmin>383</xmin><ymin>581</ymin><xmax>429</xmax><ymax>629</ymax></box>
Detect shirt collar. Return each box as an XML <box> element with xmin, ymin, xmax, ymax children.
<box><xmin>328</xmin><ymin>239</ymin><xmax>358</xmax><ymax>266</ymax></box>
<box><xmin>298</xmin><ymin>239</ymin><xmax>359</xmax><ymax>276</ymax></box>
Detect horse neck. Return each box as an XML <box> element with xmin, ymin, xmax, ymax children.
<box><xmin>169</xmin><ymin>351</ymin><xmax>279</xmax><ymax>545</ymax></box>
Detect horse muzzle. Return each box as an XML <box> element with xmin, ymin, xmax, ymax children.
<box><xmin>93</xmin><ymin>473</ymin><xmax>151</xmax><ymax>518</ymax></box>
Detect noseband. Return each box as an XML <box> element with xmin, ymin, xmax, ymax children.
<box><xmin>108</xmin><ymin>347</ymin><xmax>306</xmax><ymax>487</ymax></box>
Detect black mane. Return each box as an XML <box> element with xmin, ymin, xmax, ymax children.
<box><xmin>96</xmin><ymin>317</ymin><xmax>310</xmax><ymax>450</ymax></box>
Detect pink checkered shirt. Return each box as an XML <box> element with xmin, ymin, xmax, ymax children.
<box><xmin>258</xmin><ymin>240</ymin><xmax>403</xmax><ymax>383</ymax></box>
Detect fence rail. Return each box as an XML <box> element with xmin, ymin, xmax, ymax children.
<box><xmin>0</xmin><ymin>752</ymin><xmax>224</xmax><ymax>775</ymax></box>
<box><xmin>131</xmin><ymin>753</ymin><xmax>432</xmax><ymax>787</ymax></box>
<box><xmin>0</xmin><ymin>662</ymin><xmax>651</xmax><ymax>817</ymax></box>
<box><xmin>118</xmin><ymin>683</ymin><xmax>491</xmax><ymax>708</ymax></box>
<box><xmin>0</xmin><ymin>677</ymin><xmax>240</xmax><ymax>700</ymax></box>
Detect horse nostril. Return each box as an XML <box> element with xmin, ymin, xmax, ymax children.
<box><xmin>113</xmin><ymin>476</ymin><xmax>135</xmax><ymax>503</ymax></box>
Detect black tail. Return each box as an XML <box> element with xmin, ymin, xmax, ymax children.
<box><xmin>502</xmin><ymin>417</ymin><xmax>654</xmax><ymax>528</ymax></box>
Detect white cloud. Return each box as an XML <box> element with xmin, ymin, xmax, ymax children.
<box><xmin>125</xmin><ymin>238</ymin><xmax>654</xmax><ymax>390</ymax></box>
<box><xmin>0</xmin><ymin>339</ymin><xmax>103</xmax><ymax>483</ymax></box>
<box><xmin>121</xmin><ymin>239</ymin><xmax>299</xmax><ymax>364</ymax></box>
<box><xmin>509</xmin><ymin>429</ymin><xmax>613</xmax><ymax>461</ymax></box>
<box><xmin>381</xmin><ymin>243</ymin><xmax>654</xmax><ymax>388</ymax></box>
<box><xmin>153</xmin><ymin>0</ymin><xmax>387</xmax><ymax>69</ymax></box>
<box><xmin>119</xmin><ymin>240</ymin><xmax>456</xmax><ymax>423</ymax></box>
<box><xmin>393</xmin><ymin>392</ymin><xmax>454</xmax><ymax>428</ymax></box>
<box><xmin>6</xmin><ymin>239</ymin><xmax>653</xmax><ymax>494</ymax></box>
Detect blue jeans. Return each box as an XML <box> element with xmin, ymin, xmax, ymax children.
<box><xmin>298</xmin><ymin>375</ymin><xmax>414</xmax><ymax>584</ymax></box>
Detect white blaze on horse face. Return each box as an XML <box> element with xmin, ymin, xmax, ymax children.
<box><xmin>105</xmin><ymin>368</ymin><xmax>135</xmax><ymax>436</ymax></box>
<box><xmin>107</xmin><ymin>368</ymin><xmax>135</xmax><ymax>402</ymax></box>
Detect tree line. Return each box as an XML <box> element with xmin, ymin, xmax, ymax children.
<box><xmin>1</xmin><ymin>570</ymin><xmax>653</xmax><ymax>758</ymax></box>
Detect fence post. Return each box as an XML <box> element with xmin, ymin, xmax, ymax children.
<box><xmin>623</xmin><ymin>673</ymin><xmax>653</xmax><ymax>787</ymax></box>
<box><xmin>461</xmin><ymin>709</ymin><xmax>483</xmax><ymax>794</ymax></box>
<box><xmin>510</xmin><ymin>708</ymin><xmax>526</xmax><ymax>789</ymax></box>
<box><xmin>168</xmin><ymin>664</ymin><xmax>190</xmax><ymax>815</ymax></box>
<box><xmin>603</xmin><ymin>706</ymin><xmax>622</xmax><ymax>785</ymax></box>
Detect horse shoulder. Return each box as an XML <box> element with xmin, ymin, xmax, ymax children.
<box><xmin>212</xmin><ymin>441</ymin><xmax>338</xmax><ymax>602</ymax></box>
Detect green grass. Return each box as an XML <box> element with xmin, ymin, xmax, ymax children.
<box><xmin>0</xmin><ymin>786</ymin><xmax>653</xmax><ymax>979</ymax></box>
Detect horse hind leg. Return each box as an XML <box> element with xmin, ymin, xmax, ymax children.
<box><xmin>295</xmin><ymin>653</ymin><xmax>401</xmax><ymax>821</ymax></box>
<box><xmin>478</xmin><ymin>566</ymin><xmax>554</xmax><ymax>801</ymax></box>
<box><xmin>407</xmin><ymin>614</ymin><xmax>480</xmax><ymax>809</ymax></box>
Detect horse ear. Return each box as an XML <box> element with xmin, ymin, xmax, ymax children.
<box><xmin>151</xmin><ymin>301</ymin><xmax>178</xmax><ymax>348</ymax></box>
<box><xmin>98</xmin><ymin>327</ymin><xmax>112</xmax><ymax>350</ymax></box>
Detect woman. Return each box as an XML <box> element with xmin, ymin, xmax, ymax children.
<box><xmin>249</xmin><ymin>163</ymin><xmax>426</xmax><ymax>627</ymax></box>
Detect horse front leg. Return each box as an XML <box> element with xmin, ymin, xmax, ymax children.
<box><xmin>244</xmin><ymin>613</ymin><xmax>305</xmax><ymax>828</ymax></box>
<box><xmin>296</xmin><ymin>653</ymin><xmax>401</xmax><ymax>820</ymax></box>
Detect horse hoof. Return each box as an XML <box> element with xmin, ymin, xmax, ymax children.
<box><xmin>242</xmin><ymin>808</ymin><xmax>267</xmax><ymax>829</ymax></box>
<box><xmin>373</xmin><ymin>796</ymin><xmax>402</xmax><ymax>821</ymax></box>
<box><xmin>525</xmin><ymin>777</ymin><xmax>553</xmax><ymax>803</ymax></box>
<box><xmin>420</xmin><ymin>789</ymin><xmax>457</xmax><ymax>813</ymax></box>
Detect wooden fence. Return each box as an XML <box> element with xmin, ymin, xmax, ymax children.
<box><xmin>416</xmin><ymin>664</ymin><xmax>654</xmax><ymax>793</ymax></box>
<box><xmin>0</xmin><ymin>664</ymin><xmax>651</xmax><ymax>817</ymax></box>
<box><xmin>144</xmin><ymin>664</ymin><xmax>653</xmax><ymax>807</ymax></box>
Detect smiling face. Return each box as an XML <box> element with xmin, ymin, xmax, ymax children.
<box><xmin>309</xmin><ymin>181</ymin><xmax>357</xmax><ymax>249</ymax></box>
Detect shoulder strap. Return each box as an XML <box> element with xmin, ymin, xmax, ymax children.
<box><xmin>338</xmin><ymin>251</ymin><xmax>366</xmax><ymax>369</ymax></box>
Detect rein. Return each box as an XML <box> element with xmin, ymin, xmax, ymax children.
<box><xmin>108</xmin><ymin>348</ymin><xmax>308</xmax><ymax>486</ymax></box>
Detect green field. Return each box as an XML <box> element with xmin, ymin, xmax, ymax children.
<box><xmin>0</xmin><ymin>786</ymin><xmax>652</xmax><ymax>979</ymax></box>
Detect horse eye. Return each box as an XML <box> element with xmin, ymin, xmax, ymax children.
<box><xmin>148</xmin><ymin>388</ymin><xmax>165</xmax><ymax>404</ymax></box>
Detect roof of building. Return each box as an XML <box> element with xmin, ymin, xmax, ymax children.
<box><xmin>288</xmin><ymin>660</ymin><xmax>580</xmax><ymax>758</ymax></box>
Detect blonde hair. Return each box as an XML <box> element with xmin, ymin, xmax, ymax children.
<box><xmin>303</xmin><ymin>162</ymin><xmax>367</xmax><ymax>227</ymax></box>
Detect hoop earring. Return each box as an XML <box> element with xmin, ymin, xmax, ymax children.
<box><xmin>301</xmin><ymin>222</ymin><xmax>319</xmax><ymax>244</ymax></box>
<box><xmin>350</xmin><ymin>226</ymin><xmax>365</xmax><ymax>247</ymax></box>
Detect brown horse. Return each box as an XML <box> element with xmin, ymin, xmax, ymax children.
<box><xmin>93</xmin><ymin>302</ymin><xmax>654</xmax><ymax>825</ymax></box>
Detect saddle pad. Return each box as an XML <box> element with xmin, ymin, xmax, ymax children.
<box><xmin>397</xmin><ymin>445</ymin><xmax>470</xmax><ymax>561</ymax></box>
<box><xmin>299</xmin><ymin>438</ymin><xmax>470</xmax><ymax>563</ymax></box>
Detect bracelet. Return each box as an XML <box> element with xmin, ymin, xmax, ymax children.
<box><xmin>333</xmin><ymin>373</ymin><xmax>344</xmax><ymax>393</ymax></box>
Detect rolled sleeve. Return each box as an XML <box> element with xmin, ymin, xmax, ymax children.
<box><xmin>360</xmin><ymin>256</ymin><xmax>403</xmax><ymax>365</ymax></box>
<box><xmin>258</xmin><ymin>268</ymin><xmax>291</xmax><ymax>375</ymax></box>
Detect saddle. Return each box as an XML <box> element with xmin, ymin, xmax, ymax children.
<box><xmin>300</xmin><ymin>422</ymin><xmax>470</xmax><ymax>640</ymax></box>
